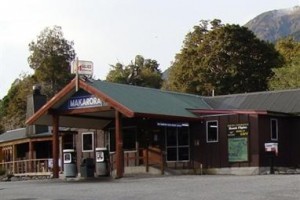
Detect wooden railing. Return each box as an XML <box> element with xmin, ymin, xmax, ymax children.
<box><xmin>109</xmin><ymin>147</ymin><xmax>165</xmax><ymax>175</ymax></box>
<box><xmin>0</xmin><ymin>159</ymin><xmax>55</xmax><ymax>176</ymax></box>
<box><xmin>144</xmin><ymin>147</ymin><xmax>165</xmax><ymax>175</ymax></box>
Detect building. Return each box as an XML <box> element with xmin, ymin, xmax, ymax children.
<box><xmin>2</xmin><ymin>78</ymin><xmax>300</xmax><ymax>178</ymax></box>
<box><xmin>26</xmin><ymin>78</ymin><xmax>300</xmax><ymax>177</ymax></box>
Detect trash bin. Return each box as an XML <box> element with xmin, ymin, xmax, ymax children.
<box><xmin>80</xmin><ymin>158</ymin><xmax>94</xmax><ymax>178</ymax></box>
<box><xmin>95</xmin><ymin>147</ymin><xmax>109</xmax><ymax>176</ymax></box>
<box><xmin>63</xmin><ymin>149</ymin><xmax>77</xmax><ymax>177</ymax></box>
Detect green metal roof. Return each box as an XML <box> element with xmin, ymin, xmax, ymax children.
<box><xmin>204</xmin><ymin>88</ymin><xmax>300</xmax><ymax>114</ymax></box>
<box><xmin>87</xmin><ymin>80</ymin><xmax>212</xmax><ymax>118</ymax></box>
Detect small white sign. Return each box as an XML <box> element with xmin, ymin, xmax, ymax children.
<box><xmin>71</xmin><ymin>60</ymin><xmax>94</xmax><ymax>76</ymax></box>
<box><xmin>264</xmin><ymin>142</ymin><xmax>278</xmax><ymax>154</ymax></box>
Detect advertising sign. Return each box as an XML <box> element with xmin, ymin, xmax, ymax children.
<box><xmin>227</xmin><ymin>123</ymin><xmax>249</xmax><ymax>162</ymax></box>
<box><xmin>71</xmin><ymin>60</ymin><xmax>94</xmax><ymax>76</ymax></box>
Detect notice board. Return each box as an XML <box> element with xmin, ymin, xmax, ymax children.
<box><xmin>227</xmin><ymin>123</ymin><xmax>249</xmax><ymax>162</ymax></box>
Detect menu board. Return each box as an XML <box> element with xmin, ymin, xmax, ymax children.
<box><xmin>227</xmin><ymin>123</ymin><xmax>249</xmax><ymax>162</ymax></box>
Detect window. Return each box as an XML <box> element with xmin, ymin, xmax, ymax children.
<box><xmin>270</xmin><ymin>119</ymin><xmax>278</xmax><ymax>141</ymax></box>
<box><xmin>206</xmin><ymin>120</ymin><xmax>218</xmax><ymax>143</ymax></box>
<box><xmin>166</xmin><ymin>125</ymin><xmax>190</xmax><ymax>162</ymax></box>
<box><xmin>82</xmin><ymin>132</ymin><xmax>94</xmax><ymax>152</ymax></box>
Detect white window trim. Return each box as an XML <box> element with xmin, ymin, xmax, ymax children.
<box><xmin>206</xmin><ymin>120</ymin><xmax>219</xmax><ymax>143</ymax></box>
<box><xmin>82</xmin><ymin>132</ymin><xmax>94</xmax><ymax>152</ymax></box>
<box><xmin>270</xmin><ymin>118</ymin><xmax>278</xmax><ymax>141</ymax></box>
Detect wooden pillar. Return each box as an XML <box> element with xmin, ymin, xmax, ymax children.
<box><xmin>12</xmin><ymin>145</ymin><xmax>16</xmax><ymax>174</ymax></box>
<box><xmin>145</xmin><ymin>147</ymin><xmax>149</xmax><ymax>172</ymax></box>
<box><xmin>29</xmin><ymin>141</ymin><xmax>34</xmax><ymax>172</ymax></box>
<box><xmin>52</xmin><ymin>114</ymin><xmax>60</xmax><ymax>178</ymax></box>
<box><xmin>0</xmin><ymin>147</ymin><xmax>3</xmax><ymax>163</ymax></box>
<box><xmin>115</xmin><ymin>111</ymin><xmax>124</xmax><ymax>178</ymax></box>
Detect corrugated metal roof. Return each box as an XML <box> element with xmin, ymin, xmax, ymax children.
<box><xmin>87</xmin><ymin>80</ymin><xmax>212</xmax><ymax>118</ymax></box>
<box><xmin>0</xmin><ymin>128</ymin><xmax>27</xmax><ymax>143</ymax></box>
<box><xmin>204</xmin><ymin>89</ymin><xmax>300</xmax><ymax>114</ymax></box>
<box><xmin>0</xmin><ymin>128</ymin><xmax>52</xmax><ymax>144</ymax></box>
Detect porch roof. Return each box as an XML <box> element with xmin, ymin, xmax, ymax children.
<box><xmin>0</xmin><ymin>128</ymin><xmax>52</xmax><ymax>144</ymax></box>
<box><xmin>0</xmin><ymin>128</ymin><xmax>27</xmax><ymax>143</ymax></box>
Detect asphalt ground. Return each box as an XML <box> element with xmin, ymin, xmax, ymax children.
<box><xmin>0</xmin><ymin>174</ymin><xmax>299</xmax><ymax>200</ymax></box>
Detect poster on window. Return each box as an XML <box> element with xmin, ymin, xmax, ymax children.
<box><xmin>227</xmin><ymin>123</ymin><xmax>249</xmax><ymax>162</ymax></box>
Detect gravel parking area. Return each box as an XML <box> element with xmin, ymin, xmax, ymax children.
<box><xmin>0</xmin><ymin>174</ymin><xmax>299</xmax><ymax>200</ymax></box>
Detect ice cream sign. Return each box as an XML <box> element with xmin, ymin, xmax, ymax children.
<box><xmin>68</xmin><ymin>95</ymin><xmax>106</xmax><ymax>109</ymax></box>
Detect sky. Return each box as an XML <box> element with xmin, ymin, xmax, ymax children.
<box><xmin>0</xmin><ymin>0</ymin><xmax>299</xmax><ymax>99</ymax></box>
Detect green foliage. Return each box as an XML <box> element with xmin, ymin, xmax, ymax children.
<box><xmin>269</xmin><ymin>38</ymin><xmax>300</xmax><ymax>90</ymax></box>
<box><xmin>28</xmin><ymin>26</ymin><xmax>76</xmax><ymax>98</ymax></box>
<box><xmin>275</xmin><ymin>37</ymin><xmax>300</xmax><ymax>64</ymax></box>
<box><xmin>0</xmin><ymin>74</ymin><xmax>35</xmax><ymax>131</ymax></box>
<box><xmin>106</xmin><ymin>55</ymin><xmax>163</xmax><ymax>88</ymax></box>
<box><xmin>165</xmin><ymin>20</ymin><xmax>283</xmax><ymax>95</ymax></box>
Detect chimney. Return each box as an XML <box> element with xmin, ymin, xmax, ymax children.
<box><xmin>26</xmin><ymin>85</ymin><xmax>49</xmax><ymax>136</ymax></box>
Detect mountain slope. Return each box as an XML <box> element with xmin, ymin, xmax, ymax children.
<box><xmin>245</xmin><ymin>6</ymin><xmax>300</xmax><ymax>42</ymax></box>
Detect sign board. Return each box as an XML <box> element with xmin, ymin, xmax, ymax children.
<box><xmin>227</xmin><ymin>123</ymin><xmax>249</xmax><ymax>162</ymax></box>
<box><xmin>71</xmin><ymin>60</ymin><xmax>94</xmax><ymax>76</ymax></box>
<box><xmin>157</xmin><ymin>122</ymin><xmax>189</xmax><ymax>127</ymax></box>
<box><xmin>265</xmin><ymin>142</ymin><xmax>278</xmax><ymax>155</ymax></box>
<box><xmin>68</xmin><ymin>95</ymin><xmax>107</xmax><ymax>109</ymax></box>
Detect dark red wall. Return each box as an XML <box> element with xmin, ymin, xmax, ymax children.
<box><xmin>190</xmin><ymin>113</ymin><xmax>300</xmax><ymax>169</ymax></box>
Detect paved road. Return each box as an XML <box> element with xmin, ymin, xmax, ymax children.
<box><xmin>0</xmin><ymin>175</ymin><xmax>299</xmax><ymax>200</ymax></box>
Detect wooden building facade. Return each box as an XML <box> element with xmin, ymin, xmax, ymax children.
<box><xmin>3</xmin><ymin>78</ymin><xmax>300</xmax><ymax>178</ymax></box>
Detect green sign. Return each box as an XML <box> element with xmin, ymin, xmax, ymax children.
<box><xmin>227</xmin><ymin>124</ymin><xmax>249</xmax><ymax>162</ymax></box>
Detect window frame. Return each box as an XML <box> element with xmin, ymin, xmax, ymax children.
<box><xmin>165</xmin><ymin>125</ymin><xmax>190</xmax><ymax>162</ymax></box>
<box><xmin>206</xmin><ymin>120</ymin><xmax>219</xmax><ymax>143</ymax></box>
<box><xmin>270</xmin><ymin>118</ymin><xmax>278</xmax><ymax>141</ymax></box>
<box><xmin>82</xmin><ymin>132</ymin><xmax>94</xmax><ymax>152</ymax></box>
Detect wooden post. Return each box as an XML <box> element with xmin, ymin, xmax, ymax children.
<box><xmin>12</xmin><ymin>145</ymin><xmax>16</xmax><ymax>174</ymax></box>
<box><xmin>52</xmin><ymin>114</ymin><xmax>60</xmax><ymax>178</ymax></box>
<box><xmin>115</xmin><ymin>111</ymin><xmax>124</xmax><ymax>178</ymax></box>
<box><xmin>160</xmin><ymin>151</ymin><xmax>164</xmax><ymax>175</ymax></box>
<box><xmin>29</xmin><ymin>141</ymin><xmax>34</xmax><ymax>172</ymax></box>
<box><xmin>145</xmin><ymin>147</ymin><xmax>149</xmax><ymax>172</ymax></box>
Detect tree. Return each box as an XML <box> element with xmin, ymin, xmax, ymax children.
<box><xmin>165</xmin><ymin>20</ymin><xmax>283</xmax><ymax>95</ymax></box>
<box><xmin>0</xmin><ymin>74</ymin><xmax>35</xmax><ymax>131</ymax></box>
<box><xmin>106</xmin><ymin>55</ymin><xmax>163</xmax><ymax>88</ymax></box>
<box><xmin>28</xmin><ymin>26</ymin><xmax>76</xmax><ymax>98</ymax></box>
<box><xmin>269</xmin><ymin>37</ymin><xmax>300</xmax><ymax>90</ymax></box>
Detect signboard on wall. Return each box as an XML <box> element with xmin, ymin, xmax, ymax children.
<box><xmin>227</xmin><ymin>123</ymin><xmax>249</xmax><ymax>162</ymax></box>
